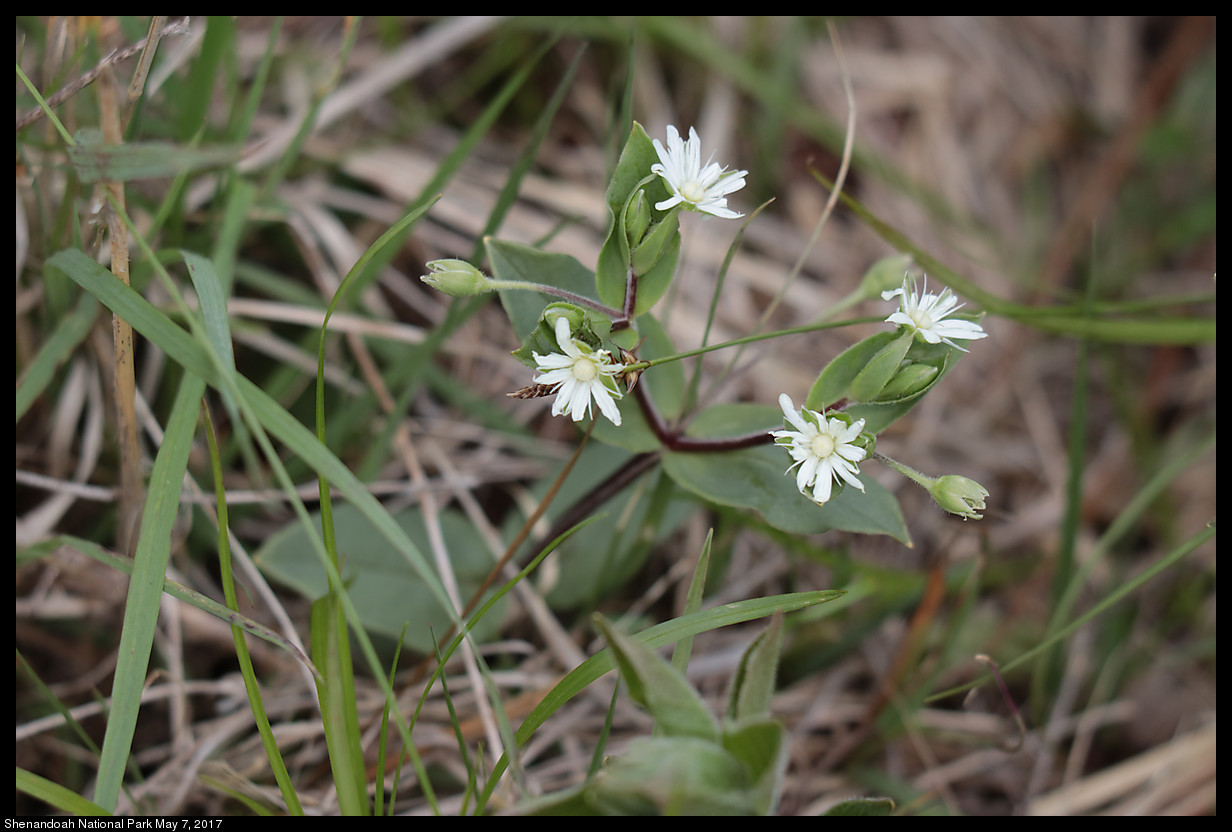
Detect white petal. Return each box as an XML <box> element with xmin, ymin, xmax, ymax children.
<box><xmin>534</xmin><ymin>368</ymin><xmax>574</xmax><ymax>387</ymax></box>
<box><xmin>935</xmin><ymin>319</ymin><xmax>987</xmax><ymax>340</ymax></box>
<box><xmin>554</xmin><ymin>317</ymin><xmax>581</xmax><ymax>358</ymax></box>
<box><xmin>833</xmin><ymin>459</ymin><xmax>865</xmax><ymax>491</ymax></box>
<box><xmin>796</xmin><ymin>455</ymin><xmax>821</xmax><ymax>494</ymax></box>
<box><xmin>835</xmin><ymin>443</ymin><xmax>866</xmax><ymax>463</ymax></box>
<box><xmin>551</xmin><ymin>380</ymin><xmax>576</xmax><ymax>417</ymax></box>
<box><xmin>778</xmin><ymin>393</ymin><xmax>813</xmax><ymax>434</ymax></box>
<box><xmin>810</xmin><ymin>466</ymin><xmax>835</xmax><ymax>504</ymax></box>
<box><xmin>591</xmin><ymin>384</ymin><xmax>623</xmax><ymax>426</ymax></box>
<box><xmin>534</xmin><ymin>353</ymin><xmax>574</xmax><ymax>372</ymax></box>
<box><xmin>568</xmin><ymin>380</ymin><xmax>592</xmax><ymax>421</ymax></box>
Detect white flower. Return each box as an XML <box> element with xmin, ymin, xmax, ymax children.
<box><xmin>882</xmin><ymin>273</ymin><xmax>987</xmax><ymax>351</ymax></box>
<box><xmin>532</xmin><ymin>317</ymin><xmax>626</xmax><ymax>426</ymax></box>
<box><xmin>772</xmin><ymin>394</ymin><xmax>867</xmax><ymax>506</ymax></box>
<box><xmin>651</xmin><ymin>125</ymin><xmax>748</xmax><ymax>219</ymax></box>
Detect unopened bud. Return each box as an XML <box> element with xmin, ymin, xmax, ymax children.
<box><xmin>930</xmin><ymin>475</ymin><xmax>990</xmax><ymax>520</ymax></box>
<box><xmin>420</xmin><ymin>259</ymin><xmax>492</xmax><ymax>297</ymax></box>
<box><xmin>876</xmin><ymin>361</ymin><xmax>940</xmax><ymax>402</ymax></box>
<box><xmin>624</xmin><ymin>189</ymin><xmax>651</xmax><ymax>249</ymax></box>
<box><xmin>630</xmin><ymin>212</ymin><xmax>679</xmax><ymax>276</ymax></box>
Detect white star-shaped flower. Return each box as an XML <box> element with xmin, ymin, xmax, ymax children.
<box><xmin>532</xmin><ymin>317</ymin><xmax>626</xmax><ymax>426</ymax></box>
<box><xmin>882</xmin><ymin>273</ymin><xmax>987</xmax><ymax>351</ymax></box>
<box><xmin>772</xmin><ymin>394</ymin><xmax>867</xmax><ymax>506</ymax></box>
<box><xmin>651</xmin><ymin>125</ymin><xmax>748</xmax><ymax>219</ymax></box>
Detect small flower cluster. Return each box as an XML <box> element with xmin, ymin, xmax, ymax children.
<box><xmin>773</xmin><ymin>273</ymin><xmax>989</xmax><ymax>510</ymax></box>
<box><xmin>421</xmin><ymin>123</ymin><xmax>993</xmax><ymax>521</ymax></box>
<box><xmin>508</xmin><ymin>124</ymin><xmax>750</xmax><ymax>428</ymax></box>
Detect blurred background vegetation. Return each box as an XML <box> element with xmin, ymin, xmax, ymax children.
<box><xmin>16</xmin><ymin>16</ymin><xmax>1215</xmax><ymax>815</ymax></box>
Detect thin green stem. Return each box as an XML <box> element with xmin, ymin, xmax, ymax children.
<box><xmin>489</xmin><ymin>279</ymin><xmax>624</xmax><ymax>319</ymax></box>
<box><xmin>872</xmin><ymin>451</ymin><xmax>934</xmax><ymax>490</ymax></box>
<box><xmin>625</xmin><ymin>314</ymin><xmax>885</xmax><ymax>373</ymax></box>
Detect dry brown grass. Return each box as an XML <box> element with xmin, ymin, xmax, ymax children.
<box><xmin>16</xmin><ymin>16</ymin><xmax>1215</xmax><ymax>815</ymax></box>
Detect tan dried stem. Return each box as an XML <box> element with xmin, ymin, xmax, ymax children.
<box><xmin>97</xmin><ymin>66</ymin><xmax>143</xmax><ymax>555</ymax></box>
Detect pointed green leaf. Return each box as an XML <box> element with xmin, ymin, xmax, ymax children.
<box><xmin>726</xmin><ymin>612</ymin><xmax>783</xmax><ymax>722</ymax></box>
<box><xmin>256</xmin><ymin>504</ymin><xmax>506</xmax><ymax>653</ymax></box>
<box><xmin>593</xmin><ymin>615</ymin><xmax>718</xmax><ymax>742</ymax></box>
<box><xmin>847</xmin><ymin>329</ymin><xmax>912</xmax><ymax>403</ymax></box>
<box><xmin>721</xmin><ymin>717</ymin><xmax>789</xmax><ymax>815</ymax></box>
<box><xmin>807</xmin><ymin>330</ymin><xmax>901</xmax><ymax>410</ymax></box>
<box><xmin>68</xmin><ymin>133</ymin><xmax>241</xmax><ymax>182</ymax></box>
<box><xmin>487</xmin><ymin>238</ymin><xmax>603</xmax><ymax>343</ymax></box>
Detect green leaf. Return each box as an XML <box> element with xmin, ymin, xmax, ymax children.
<box><xmin>807</xmin><ymin>330</ymin><xmax>900</xmax><ymax>409</ymax></box>
<box><xmin>807</xmin><ymin>329</ymin><xmax>963</xmax><ymax>434</ymax></box>
<box><xmin>15</xmin><ymin>291</ymin><xmax>97</xmax><ymax>423</ymax></box>
<box><xmin>94</xmin><ymin>373</ymin><xmax>203</xmax><ymax>811</ymax></box>
<box><xmin>487</xmin><ymin>238</ymin><xmax>603</xmax><ymax>343</ymax></box>
<box><xmin>480</xmin><ymin>588</ymin><xmax>845</xmax><ymax>808</ymax></box>
<box><xmin>848</xmin><ymin>329</ymin><xmax>913</xmax><ymax>403</ymax></box>
<box><xmin>17</xmin><ymin>766</ymin><xmax>110</xmax><ymax>816</ymax></box>
<box><xmin>585</xmin><ymin>737</ymin><xmax>758</xmax><ymax>816</ymax></box>
<box><xmin>726</xmin><ymin>612</ymin><xmax>783</xmax><ymax>722</ymax></box>
<box><xmin>534</xmin><ymin>445</ymin><xmax>691</xmax><ymax>611</ymax></box>
<box><xmin>67</xmin><ymin>132</ymin><xmax>241</xmax><ymax>183</ymax></box>
<box><xmin>721</xmin><ymin>717</ymin><xmax>789</xmax><ymax>815</ymax></box>
<box><xmin>255</xmin><ymin>503</ymin><xmax>506</xmax><ymax>653</ymax></box>
<box><xmin>593</xmin><ymin>615</ymin><xmax>719</xmax><ymax>742</ymax></box>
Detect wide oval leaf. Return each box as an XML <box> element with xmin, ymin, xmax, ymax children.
<box><xmin>255</xmin><ymin>503</ymin><xmax>506</xmax><ymax>653</ymax></box>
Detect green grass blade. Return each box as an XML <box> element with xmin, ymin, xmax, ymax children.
<box><xmin>17</xmin><ymin>766</ymin><xmax>111</xmax><ymax>816</ymax></box>
<box><xmin>92</xmin><ymin>372</ymin><xmax>203</xmax><ymax>812</ymax></box>
<box><xmin>20</xmin><ymin>536</ymin><xmax>316</xmax><ymax>672</ymax></box>
<box><xmin>15</xmin><ymin>291</ymin><xmax>97</xmax><ymax>422</ymax></box>
<box><xmin>670</xmin><ymin>528</ymin><xmax>714</xmax><ymax>675</ymax></box>
<box><xmin>311</xmin><ymin>595</ymin><xmax>369</xmax><ymax>815</ymax></box>
<box><xmin>203</xmin><ymin>407</ymin><xmax>304</xmax><ymax>815</ymax></box>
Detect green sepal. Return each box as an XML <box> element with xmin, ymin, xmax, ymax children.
<box><xmin>509</xmin><ymin>302</ymin><xmax>615</xmax><ymax>369</ymax></box>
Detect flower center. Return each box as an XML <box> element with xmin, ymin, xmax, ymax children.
<box><xmin>572</xmin><ymin>357</ymin><xmax>598</xmax><ymax>382</ymax></box>
<box><xmin>681</xmin><ymin>180</ymin><xmax>707</xmax><ymax>204</ymax></box>
<box><xmin>810</xmin><ymin>433</ymin><xmax>836</xmax><ymax>458</ymax></box>
<box><xmin>911</xmin><ymin>309</ymin><xmax>934</xmax><ymax>330</ymax></box>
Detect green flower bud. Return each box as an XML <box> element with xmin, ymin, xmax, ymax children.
<box><xmin>929</xmin><ymin>475</ymin><xmax>990</xmax><ymax>520</ymax></box>
<box><xmin>420</xmin><ymin>259</ymin><xmax>493</xmax><ymax>297</ymax></box>
<box><xmin>624</xmin><ymin>189</ymin><xmax>651</xmax><ymax>249</ymax></box>
<box><xmin>875</xmin><ymin>361</ymin><xmax>940</xmax><ymax>402</ymax></box>
<box><xmin>630</xmin><ymin>212</ymin><xmax>680</xmax><ymax>277</ymax></box>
